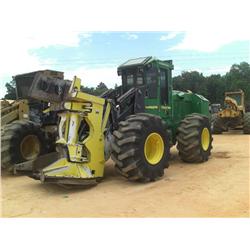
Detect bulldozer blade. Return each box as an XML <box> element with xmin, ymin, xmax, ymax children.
<box><xmin>13</xmin><ymin>152</ymin><xmax>60</xmax><ymax>175</ymax></box>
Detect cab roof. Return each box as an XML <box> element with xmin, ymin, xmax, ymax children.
<box><xmin>118</xmin><ymin>56</ymin><xmax>153</xmax><ymax>68</ymax></box>
<box><xmin>118</xmin><ymin>56</ymin><xmax>174</xmax><ymax>71</ymax></box>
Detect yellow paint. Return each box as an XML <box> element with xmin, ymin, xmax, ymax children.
<box><xmin>161</xmin><ymin>106</ymin><xmax>171</xmax><ymax>110</ymax></box>
<box><xmin>43</xmin><ymin>107</ymin><xmax>51</xmax><ymax>113</ymax></box>
<box><xmin>219</xmin><ymin>109</ymin><xmax>240</xmax><ymax>118</ymax></box>
<box><xmin>225</xmin><ymin>90</ymin><xmax>245</xmax><ymax>113</ymax></box>
<box><xmin>42</xmin><ymin>158</ymin><xmax>92</xmax><ymax>179</ymax></box>
<box><xmin>144</xmin><ymin>132</ymin><xmax>164</xmax><ymax>165</ymax></box>
<box><xmin>64</xmin><ymin>101</ymin><xmax>93</xmax><ymax>112</ymax></box>
<box><xmin>145</xmin><ymin>106</ymin><xmax>158</xmax><ymax>110</ymax></box>
<box><xmin>101</xmin><ymin>102</ymin><xmax>111</xmax><ymax>132</ymax></box>
<box><xmin>41</xmin><ymin>76</ymin><xmax>111</xmax><ymax>181</ymax></box>
<box><xmin>218</xmin><ymin>90</ymin><xmax>245</xmax><ymax>118</ymax></box>
<box><xmin>1</xmin><ymin>99</ymin><xmax>29</xmax><ymax>126</ymax></box>
<box><xmin>201</xmin><ymin>127</ymin><xmax>210</xmax><ymax>151</ymax></box>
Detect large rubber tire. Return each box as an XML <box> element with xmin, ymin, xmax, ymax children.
<box><xmin>111</xmin><ymin>113</ymin><xmax>170</xmax><ymax>182</ymax></box>
<box><xmin>177</xmin><ymin>114</ymin><xmax>213</xmax><ymax>163</ymax></box>
<box><xmin>212</xmin><ymin>115</ymin><xmax>226</xmax><ymax>134</ymax></box>
<box><xmin>1</xmin><ymin>120</ymin><xmax>47</xmax><ymax>170</ymax></box>
<box><xmin>243</xmin><ymin>112</ymin><xmax>250</xmax><ymax>134</ymax></box>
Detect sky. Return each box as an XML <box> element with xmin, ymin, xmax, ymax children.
<box><xmin>0</xmin><ymin>1</ymin><xmax>249</xmax><ymax>98</ymax></box>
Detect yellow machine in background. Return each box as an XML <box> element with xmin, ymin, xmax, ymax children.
<box><xmin>1</xmin><ymin>70</ymin><xmax>64</xmax><ymax>172</ymax></box>
<box><xmin>1</xmin><ymin>99</ymin><xmax>29</xmax><ymax>126</ymax></box>
<box><xmin>212</xmin><ymin>90</ymin><xmax>250</xmax><ymax>134</ymax></box>
<box><xmin>219</xmin><ymin>90</ymin><xmax>245</xmax><ymax>118</ymax></box>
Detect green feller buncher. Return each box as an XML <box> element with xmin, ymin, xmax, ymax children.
<box><xmin>25</xmin><ymin>56</ymin><xmax>213</xmax><ymax>185</ymax></box>
<box><xmin>212</xmin><ymin>90</ymin><xmax>250</xmax><ymax>134</ymax></box>
<box><xmin>1</xmin><ymin>70</ymin><xmax>64</xmax><ymax>173</ymax></box>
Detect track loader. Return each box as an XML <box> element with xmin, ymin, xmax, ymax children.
<box><xmin>24</xmin><ymin>56</ymin><xmax>213</xmax><ymax>186</ymax></box>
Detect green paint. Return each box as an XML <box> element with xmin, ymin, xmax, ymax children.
<box><xmin>118</xmin><ymin>56</ymin><xmax>210</xmax><ymax>145</ymax></box>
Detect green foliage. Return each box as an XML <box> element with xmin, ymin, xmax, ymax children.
<box><xmin>80</xmin><ymin>82</ymin><xmax>109</xmax><ymax>96</ymax></box>
<box><xmin>205</xmin><ymin>74</ymin><xmax>226</xmax><ymax>104</ymax></box>
<box><xmin>225</xmin><ymin>62</ymin><xmax>250</xmax><ymax>102</ymax></box>
<box><xmin>4</xmin><ymin>80</ymin><xmax>17</xmax><ymax>99</ymax></box>
<box><xmin>173</xmin><ymin>71</ymin><xmax>206</xmax><ymax>95</ymax></box>
<box><xmin>94</xmin><ymin>82</ymin><xmax>109</xmax><ymax>96</ymax></box>
<box><xmin>4</xmin><ymin>62</ymin><xmax>249</xmax><ymax>109</ymax></box>
<box><xmin>173</xmin><ymin>62</ymin><xmax>250</xmax><ymax>107</ymax></box>
<box><xmin>80</xmin><ymin>86</ymin><xmax>96</xmax><ymax>95</ymax></box>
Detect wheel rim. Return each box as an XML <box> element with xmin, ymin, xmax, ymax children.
<box><xmin>144</xmin><ymin>132</ymin><xmax>164</xmax><ymax>165</ymax></box>
<box><xmin>201</xmin><ymin>128</ymin><xmax>210</xmax><ymax>151</ymax></box>
<box><xmin>20</xmin><ymin>135</ymin><xmax>41</xmax><ymax>160</ymax></box>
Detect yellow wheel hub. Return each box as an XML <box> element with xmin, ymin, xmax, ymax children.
<box><xmin>144</xmin><ymin>132</ymin><xmax>164</xmax><ymax>165</ymax></box>
<box><xmin>20</xmin><ymin>135</ymin><xmax>41</xmax><ymax>160</ymax></box>
<box><xmin>201</xmin><ymin>127</ymin><xmax>210</xmax><ymax>151</ymax></box>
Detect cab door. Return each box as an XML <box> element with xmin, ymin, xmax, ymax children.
<box><xmin>159</xmin><ymin>69</ymin><xmax>170</xmax><ymax>115</ymax></box>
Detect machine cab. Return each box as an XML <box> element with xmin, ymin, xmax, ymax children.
<box><xmin>117</xmin><ymin>56</ymin><xmax>174</xmax><ymax>117</ymax></box>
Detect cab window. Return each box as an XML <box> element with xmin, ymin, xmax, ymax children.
<box><xmin>145</xmin><ymin>67</ymin><xmax>157</xmax><ymax>98</ymax></box>
<box><xmin>127</xmin><ymin>74</ymin><xmax>134</xmax><ymax>86</ymax></box>
<box><xmin>160</xmin><ymin>69</ymin><xmax>168</xmax><ymax>105</ymax></box>
<box><xmin>137</xmin><ymin>74</ymin><xmax>143</xmax><ymax>85</ymax></box>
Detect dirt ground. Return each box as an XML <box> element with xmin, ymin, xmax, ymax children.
<box><xmin>1</xmin><ymin>132</ymin><xmax>249</xmax><ymax>218</ymax></box>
